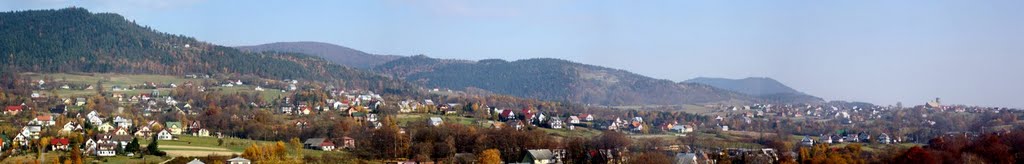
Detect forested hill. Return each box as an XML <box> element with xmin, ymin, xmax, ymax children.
<box><xmin>0</xmin><ymin>8</ymin><xmax>417</xmax><ymax>94</ymax></box>
<box><xmin>374</xmin><ymin>56</ymin><xmax>755</xmax><ymax>105</ymax></box>
<box><xmin>236</xmin><ymin>41</ymin><xmax>402</xmax><ymax>69</ymax></box>
<box><xmin>683</xmin><ymin>77</ymin><xmax>824</xmax><ymax>103</ymax></box>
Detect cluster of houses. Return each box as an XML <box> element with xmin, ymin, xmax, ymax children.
<box><xmin>800</xmin><ymin>132</ymin><xmax>897</xmax><ymax>147</ymax></box>
<box><xmin>279</xmin><ymin>91</ymin><xmax>384</xmax><ymax>116</ymax></box>
<box><xmin>1</xmin><ymin>107</ymin><xmax>214</xmax><ymax>157</ymax></box>
<box><xmin>394</xmin><ymin>99</ymin><xmax>706</xmax><ymax>137</ymax></box>
<box><xmin>479</xmin><ymin>107</ymin><xmax>596</xmax><ymax>131</ymax></box>
<box><xmin>87</xmin><ymin>118</ymin><xmax>213</xmax><ymax>157</ymax></box>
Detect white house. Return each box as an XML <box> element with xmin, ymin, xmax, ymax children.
<box><xmin>398</xmin><ymin>100</ymin><xmax>415</xmax><ymax>113</ymax></box>
<box><xmin>196</xmin><ymin>129</ymin><xmax>211</xmax><ymax>137</ymax></box>
<box><xmin>878</xmin><ymin>133</ymin><xmax>892</xmax><ymax>144</ymax></box>
<box><xmin>113</xmin><ymin>116</ymin><xmax>133</xmax><ymax>129</ymax></box>
<box><xmin>135</xmin><ymin>126</ymin><xmax>153</xmax><ymax>138</ymax></box>
<box><xmin>227</xmin><ymin>157</ymin><xmax>251</xmax><ymax>164</ymax></box>
<box><xmin>548</xmin><ymin>117</ymin><xmax>564</xmax><ymax>129</ymax></box>
<box><xmin>522</xmin><ymin>149</ymin><xmax>557</xmax><ymax>164</ymax></box>
<box><xmin>187</xmin><ymin>158</ymin><xmax>205</xmax><ymax>164</ymax></box>
<box><xmin>676</xmin><ymin>153</ymin><xmax>698</xmax><ymax>164</ymax></box>
<box><xmin>60</xmin><ymin>121</ymin><xmax>83</xmax><ymax>133</ymax></box>
<box><xmin>580</xmin><ymin>114</ymin><xmax>595</xmax><ymax>122</ymax></box>
<box><xmin>30</xmin><ymin>115</ymin><xmax>56</xmax><ymax>127</ymax></box>
<box><xmin>95</xmin><ymin>143</ymin><xmax>117</xmax><ymax>157</ymax></box>
<box><xmin>84</xmin><ymin>139</ymin><xmax>97</xmax><ymax>155</ymax></box>
<box><xmin>671</xmin><ymin>125</ymin><xmax>694</xmax><ymax>133</ymax></box>
<box><xmin>157</xmin><ymin>129</ymin><xmax>174</xmax><ymax>140</ymax></box>
<box><xmin>801</xmin><ymin>136</ymin><xmax>815</xmax><ymax>147</ymax></box>
<box><xmin>429</xmin><ymin>117</ymin><xmax>443</xmax><ymax>127</ymax></box>
<box><xmin>97</xmin><ymin>123</ymin><xmax>114</xmax><ymax>133</ymax></box>
<box><xmin>567</xmin><ymin>116</ymin><xmax>581</xmax><ymax>124</ymax></box>
<box><xmin>303</xmin><ymin>138</ymin><xmax>336</xmax><ymax>151</ymax></box>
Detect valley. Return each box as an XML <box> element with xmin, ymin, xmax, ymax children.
<box><xmin>0</xmin><ymin>7</ymin><xmax>1020</xmax><ymax>164</ymax></box>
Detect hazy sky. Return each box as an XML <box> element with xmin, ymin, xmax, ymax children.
<box><xmin>3</xmin><ymin>0</ymin><xmax>1023</xmax><ymax>108</ymax></box>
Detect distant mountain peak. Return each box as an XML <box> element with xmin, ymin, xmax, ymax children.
<box><xmin>236</xmin><ymin>41</ymin><xmax>402</xmax><ymax>69</ymax></box>
<box><xmin>0</xmin><ymin>8</ymin><xmax>418</xmax><ymax>94</ymax></box>
<box><xmin>373</xmin><ymin>56</ymin><xmax>757</xmax><ymax>105</ymax></box>
<box><xmin>683</xmin><ymin>77</ymin><xmax>823</xmax><ymax>103</ymax></box>
<box><xmin>683</xmin><ymin>77</ymin><xmax>798</xmax><ymax>95</ymax></box>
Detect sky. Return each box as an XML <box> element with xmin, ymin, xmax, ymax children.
<box><xmin>2</xmin><ymin>0</ymin><xmax>1023</xmax><ymax>108</ymax></box>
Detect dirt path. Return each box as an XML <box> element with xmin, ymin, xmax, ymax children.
<box><xmin>159</xmin><ymin>157</ymin><xmax>176</xmax><ymax>164</ymax></box>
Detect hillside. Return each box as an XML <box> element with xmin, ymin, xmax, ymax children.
<box><xmin>236</xmin><ymin>41</ymin><xmax>402</xmax><ymax>69</ymax></box>
<box><xmin>374</xmin><ymin>56</ymin><xmax>755</xmax><ymax>105</ymax></box>
<box><xmin>684</xmin><ymin>77</ymin><xmax>823</xmax><ymax>103</ymax></box>
<box><xmin>0</xmin><ymin>8</ymin><xmax>417</xmax><ymax>94</ymax></box>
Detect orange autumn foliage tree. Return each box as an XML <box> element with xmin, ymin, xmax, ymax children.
<box><xmin>242</xmin><ymin>141</ymin><xmax>301</xmax><ymax>163</ymax></box>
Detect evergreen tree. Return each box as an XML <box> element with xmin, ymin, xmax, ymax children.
<box><xmin>146</xmin><ymin>136</ymin><xmax>164</xmax><ymax>156</ymax></box>
<box><xmin>114</xmin><ymin>142</ymin><xmax>124</xmax><ymax>155</ymax></box>
<box><xmin>125</xmin><ymin>137</ymin><xmax>140</xmax><ymax>154</ymax></box>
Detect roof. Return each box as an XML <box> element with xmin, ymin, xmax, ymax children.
<box><xmin>676</xmin><ymin>153</ymin><xmax>697</xmax><ymax>163</ymax></box>
<box><xmin>304</xmin><ymin>138</ymin><xmax>327</xmax><ymax>145</ymax></box>
<box><xmin>36</xmin><ymin>115</ymin><xmax>53</xmax><ymax>121</ymax></box>
<box><xmin>49</xmin><ymin>105</ymin><xmax>66</xmax><ymax>114</ymax></box>
<box><xmin>166</xmin><ymin>122</ymin><xmax>183</xmax><ymax>128</ymax></box>
<box><xmin>50</xmin><ymin>138</ymin><xmax>69</xmax><ymax>145</ymax></box>
<box><xmin>455</xmin><ymin>153</ymin><xmax>477</xmax><ymax>160</ymax></box>
<box><xmin>526</xmin><ymin>149</ymin><xmax>555</xmax><ymax>160</ymax></box>
<box><xmin>550</xmin><ymin>116</ymin><xmax>562</xmax><ymax>120</ymax></box>
<box><xmin>670</xmin><ymin>125</ymin><xmax>690</xmax><ymax>130</ymax></box>
<box><xmin>187</xmin><ymin>158</ymin><xmax>205</xmax><ymax>164</ymax></box>
<box><xmin>6</xmin><ymin>106</ymin><xmax>22</xmax><ymax>111</ymax></box>
<box><xmin>429</xmin><ymin>117</ymin><xmax>443</xmax><ymax>122</ymax></box>
<box><xmin>320</xmin><ymin>140</ymin><xmax>335</xmax><ymax>147</ymax></box>
<box><xmin>500</xmin><ymin>110</ymin><xmax>514</xmax><ymax>117</ymax></box>
<box><xmin>227</xmin><ymin>157</ymin><xmax>250</xmax><ymax>162</ymax></box>
<box><xmin>801</xmin><ymin>136</ymin><xmax>814</xmax><ymax>142</ymax></box>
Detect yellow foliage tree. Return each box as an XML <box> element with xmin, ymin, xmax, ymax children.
<box><xmin>242</xmin><ymin>144</ymin><xmax>263</xmax><ymax>161</ymax></box>
<box><xmin>478</xmin><ymin>149</ymin><xmax>501</xmax><ymax>164</ymax></box>
<box><xmin>274</xmin><ymin>141</ymin><xmax>287</xmax><ymax>160</ymax></box>
<box><xmin>289</xmin><ymin>138</ymin><xmax>303</xmax><ymax>160</ymax></box>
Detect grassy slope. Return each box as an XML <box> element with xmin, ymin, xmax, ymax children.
<box><xmin>138</xmin><ymin>135</ymin><xmax>350</xmax><ymax>157</ymax></box>
<box><xmin>1</xmin><ymin>152</ymin><xmax>169</xmax><ymax>164</ymax></box>
<box><xmin>27</xmin><ymin>73</ymin><xmax>285</xmax><ymax>101</ymax></box>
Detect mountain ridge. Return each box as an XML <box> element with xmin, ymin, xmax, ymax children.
<box><xmin>0</xmin><ymin>8</ymin><xmax>417</xmax><ymax>94</ymax></box>
<box><xmin>236</xmin><ymin>41</ymin><xmax>402</xmax><ymax>69</ymax></box>
<box><xmin>683</xmin><ymin>77</ymin><xmax>824</xmax><ymax>103</ymax></box>
<box><xmin>374</xmin><ymin>55</ymin><xmax>757</xmax><ymax>106</ymax></box>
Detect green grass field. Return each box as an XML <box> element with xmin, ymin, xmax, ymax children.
<box><xmin>208</xmin><ymin>86</ymin><xmax>288</xmax><ymax>102</ymax></box>
<box><xmin>27</xmin><ymin>73</ymin><xmax>287</xmax><ymax>101</ymax></box>
<box><xmin>138</xmin><ymin>135</ymin><xmax>350</xmax><ymax>157</ymax></box>
<box><xmin>26</xmin><ymin>73</ymin><xmax>197</xmax><ymax>87</ymax></box>
<box><xmin>27</xmin><ymin>73</ymin><xmax>200</xmax><ymax>98</ymax></box>
<box><xmin>0</xmin><ymin>151</ymin><xmax>169</xmax><ymax>164</ymax></box>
